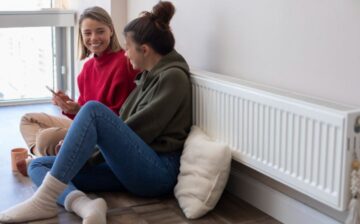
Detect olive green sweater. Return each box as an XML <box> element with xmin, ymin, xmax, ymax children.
<box><xmin>119</xmin><ymin>50</ymin><xmax>192</xmax><ymax>153</ymax></box>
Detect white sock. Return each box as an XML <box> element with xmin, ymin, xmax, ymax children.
<box><xmin>65</xmin><ymin>190</ymin><xmax>107</xmax><ymax>224</ymax></box>
<box><xmin>0</xmin><ymin>172</ymin><xmax>66</xmax><ymax>223</ymax></box>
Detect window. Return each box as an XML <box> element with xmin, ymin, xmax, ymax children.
<box><xmin>0</xmin><ymin>1</ymin><xmax>75</xmax><ymax>105</ymax></box>
<box><xmin>0</xmin><ymin>27</ymin><xmax>54</xmax><ymax>101</ymax></box>
<box><xmin>0</xmin><ymin>0</ymin><xmax>51</xmax><ymax>11</ymax></box>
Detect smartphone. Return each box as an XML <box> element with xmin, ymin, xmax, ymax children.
<box><xmin>45</xmin><ymin>85</ymin><xmax>56</xmax><ymax>95</ymax></box>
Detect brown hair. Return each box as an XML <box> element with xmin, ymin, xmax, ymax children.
<box><xmin>78</xmin><ymin>6</ymin><xmax>122</xmax><ymax>60</ymax></box>
<box><xmin>124</xmin><ymin>1</ymin><xmax>175</xmax><ymax>55</ymax></box>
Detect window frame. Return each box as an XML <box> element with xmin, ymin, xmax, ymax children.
<box><xmin>0</xmin><ymin>9</ymin><xmax>75</xmax><ymax>106</ymax></box>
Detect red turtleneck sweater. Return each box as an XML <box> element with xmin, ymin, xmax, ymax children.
<box><xmin>64</xmin><ymin>50</ymin><xmax>138</xmax><ymax>119</ymax></box>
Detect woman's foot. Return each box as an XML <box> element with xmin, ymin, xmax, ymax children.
<box><xmin>0</xmin><ymin>173</ymin><xmax>66</xmax><ymax>223</ymax></box>
<box><xmin>65</xmin><ymin>190</ymin><xmax>107</xmax><ymax>224</ymax></box>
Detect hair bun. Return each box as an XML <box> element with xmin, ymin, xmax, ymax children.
<box><xmin>152</xmin><ymin>1</ymin><xmax>175</xmax><ymax>26</ymax></box>
<box><xmin>124</xmin><ymin>1</ymin><xmax>176</xmax><ymax>55</ymax></box>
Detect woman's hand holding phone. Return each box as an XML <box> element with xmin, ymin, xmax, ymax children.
<box><xmin>47</xmin><ymin>86</ymin><xmax>81</xmax><ymax>115</ymax></box>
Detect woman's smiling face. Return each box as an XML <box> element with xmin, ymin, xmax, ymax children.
<box><xmin>81</xmin><ymin>18</ymin><xmax>113</xmax><ymax>56</ymax></box>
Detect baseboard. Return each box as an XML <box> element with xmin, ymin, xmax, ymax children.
<box><xmin>226</xmin><ymin>163</ymin><xmax>346</xmax><ymax>224</ymax></box>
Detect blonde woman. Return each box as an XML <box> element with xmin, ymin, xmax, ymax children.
<box><xmin>19</xmin><ymin>6</ymin><xmax>138</xmax><ymax>166</ymax></box>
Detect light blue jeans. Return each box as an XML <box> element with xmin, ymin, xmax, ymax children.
<box><xmin>28</xmin><ymin>101</ymin><xmax>181</xmax><ymax>206</ymax></box>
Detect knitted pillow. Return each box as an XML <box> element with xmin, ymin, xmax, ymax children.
<box><xmin>174</xmin><ymin>126</ymin><xmax>232</xmax><ymax>219</ymax></box>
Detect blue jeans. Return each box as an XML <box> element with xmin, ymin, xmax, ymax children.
<box><xmin>28</xmin><ymin>101</ymin><xmax>181</xmax><ymax>206</ymax></box>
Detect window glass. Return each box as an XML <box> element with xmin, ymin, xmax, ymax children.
<box><xmin>0</xmin><ymin>27</ymin><xmax>54</xmax><ymax>100</ymax></box>
<box><xmin>0</xmin><ymin>0</ymin><xmax>52</xmax><ymax>11</ymax></box>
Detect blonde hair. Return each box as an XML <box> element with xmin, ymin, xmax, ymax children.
<box><xmin>78</xmin><ymin>6</ymin><xmax>122</xmax><ymax>60</ymax></box>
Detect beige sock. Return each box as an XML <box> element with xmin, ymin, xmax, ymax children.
<box><xmin>0</xmin><ymin>172</ymin><xmax>66</xmax><ymax>223</ymax></box>
<box><xmin>65</xmin><ymin>190</ymin><xmax>107</xmax><ymax>224</ymax></box>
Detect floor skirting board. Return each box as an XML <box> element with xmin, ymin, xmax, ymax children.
<box><xmin>226</xmin><ymin>163</ymin><xmax>348</xmax><ymax>224</ymax></box>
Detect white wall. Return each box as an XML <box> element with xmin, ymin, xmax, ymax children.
<box><xmin>127</xmin><ymin>0</ymin><xmax>360</xmax><ymax>107</ymax></box>
<box><xmin>110</xmin><ymin>0</ymin><xmax>127</xmax><ymax>45</ymax></box>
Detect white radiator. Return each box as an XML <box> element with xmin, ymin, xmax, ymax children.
<box><xmin>190</xmin><ymin>69</ymin><xmax>360</xmax><ymax>211</ymax></box>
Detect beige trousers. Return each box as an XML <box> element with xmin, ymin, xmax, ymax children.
<box><xmin>20</xmin><ymin>113</ymin><xmax>72</xmax><ymax>156</ymax></box>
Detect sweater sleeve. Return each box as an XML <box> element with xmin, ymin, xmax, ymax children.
<box><xmin>124</xmin><ymin>68</ymin><xmax>189</xmax><ymax>144</ymax></box>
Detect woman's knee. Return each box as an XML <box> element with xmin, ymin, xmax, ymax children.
<box><xmin>19</xmin><ymin>113</ymin><xmax>36</xmax><ymax>133</ymax></box>
<box><xmin>82</xmin><ymin>101</ymin><xmax>104</xmax><ymax>111</ymax></box>
<box><xmin>20</xmin><ymin>113</ymin><xmax>31</xmax><ymax>125</ymax></box>
<box><xmin>20</xmin><ymin>112</ymin><xmax>38</xmax><ymax>122</ymax></box>
<box><xmin>78</xmin><ymin>101</ymin><xmax>108</xmax><ymax>119</ymax></box>
<box><xmin>20</xmin><ymin>112</ymin><xmax>44</xmax><ymax>125</ymax></box>
<box><xmin>36</xmin><ymin>128</ymin><xmax>67</xmax><ymax>155</ymax></box>
<box><xmin>19</xmin><ymin>112</ymin><xmax>48</xmax><ymax>136</ymax></box>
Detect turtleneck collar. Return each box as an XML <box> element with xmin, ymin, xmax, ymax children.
<box><xmin>93</xmin><ymin>49</ymin><xmax>122</xmax><ymax>66</ymax></box>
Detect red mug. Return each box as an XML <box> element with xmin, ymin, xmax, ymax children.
<box><xmin>11</xmin><ymin>148</ymin><xmax>30</xmax><ymax>171</ymax></box>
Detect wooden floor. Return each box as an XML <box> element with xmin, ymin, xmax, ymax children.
<box><xmin>0</xmin><ymin>103</ymin><xmax>281</xmax><ymax>224</ymax></box>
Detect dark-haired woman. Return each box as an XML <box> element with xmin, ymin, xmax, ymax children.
<box><xmin>0</xmin><ymin>1</ymin><xmax>191</xmax><ymax>224</ymax></box>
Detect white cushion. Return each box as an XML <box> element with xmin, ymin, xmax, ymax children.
<box><xmin>174</xmin><ymin>126</ymin><xmax>232</xmax><ymax>219</ymax></box>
